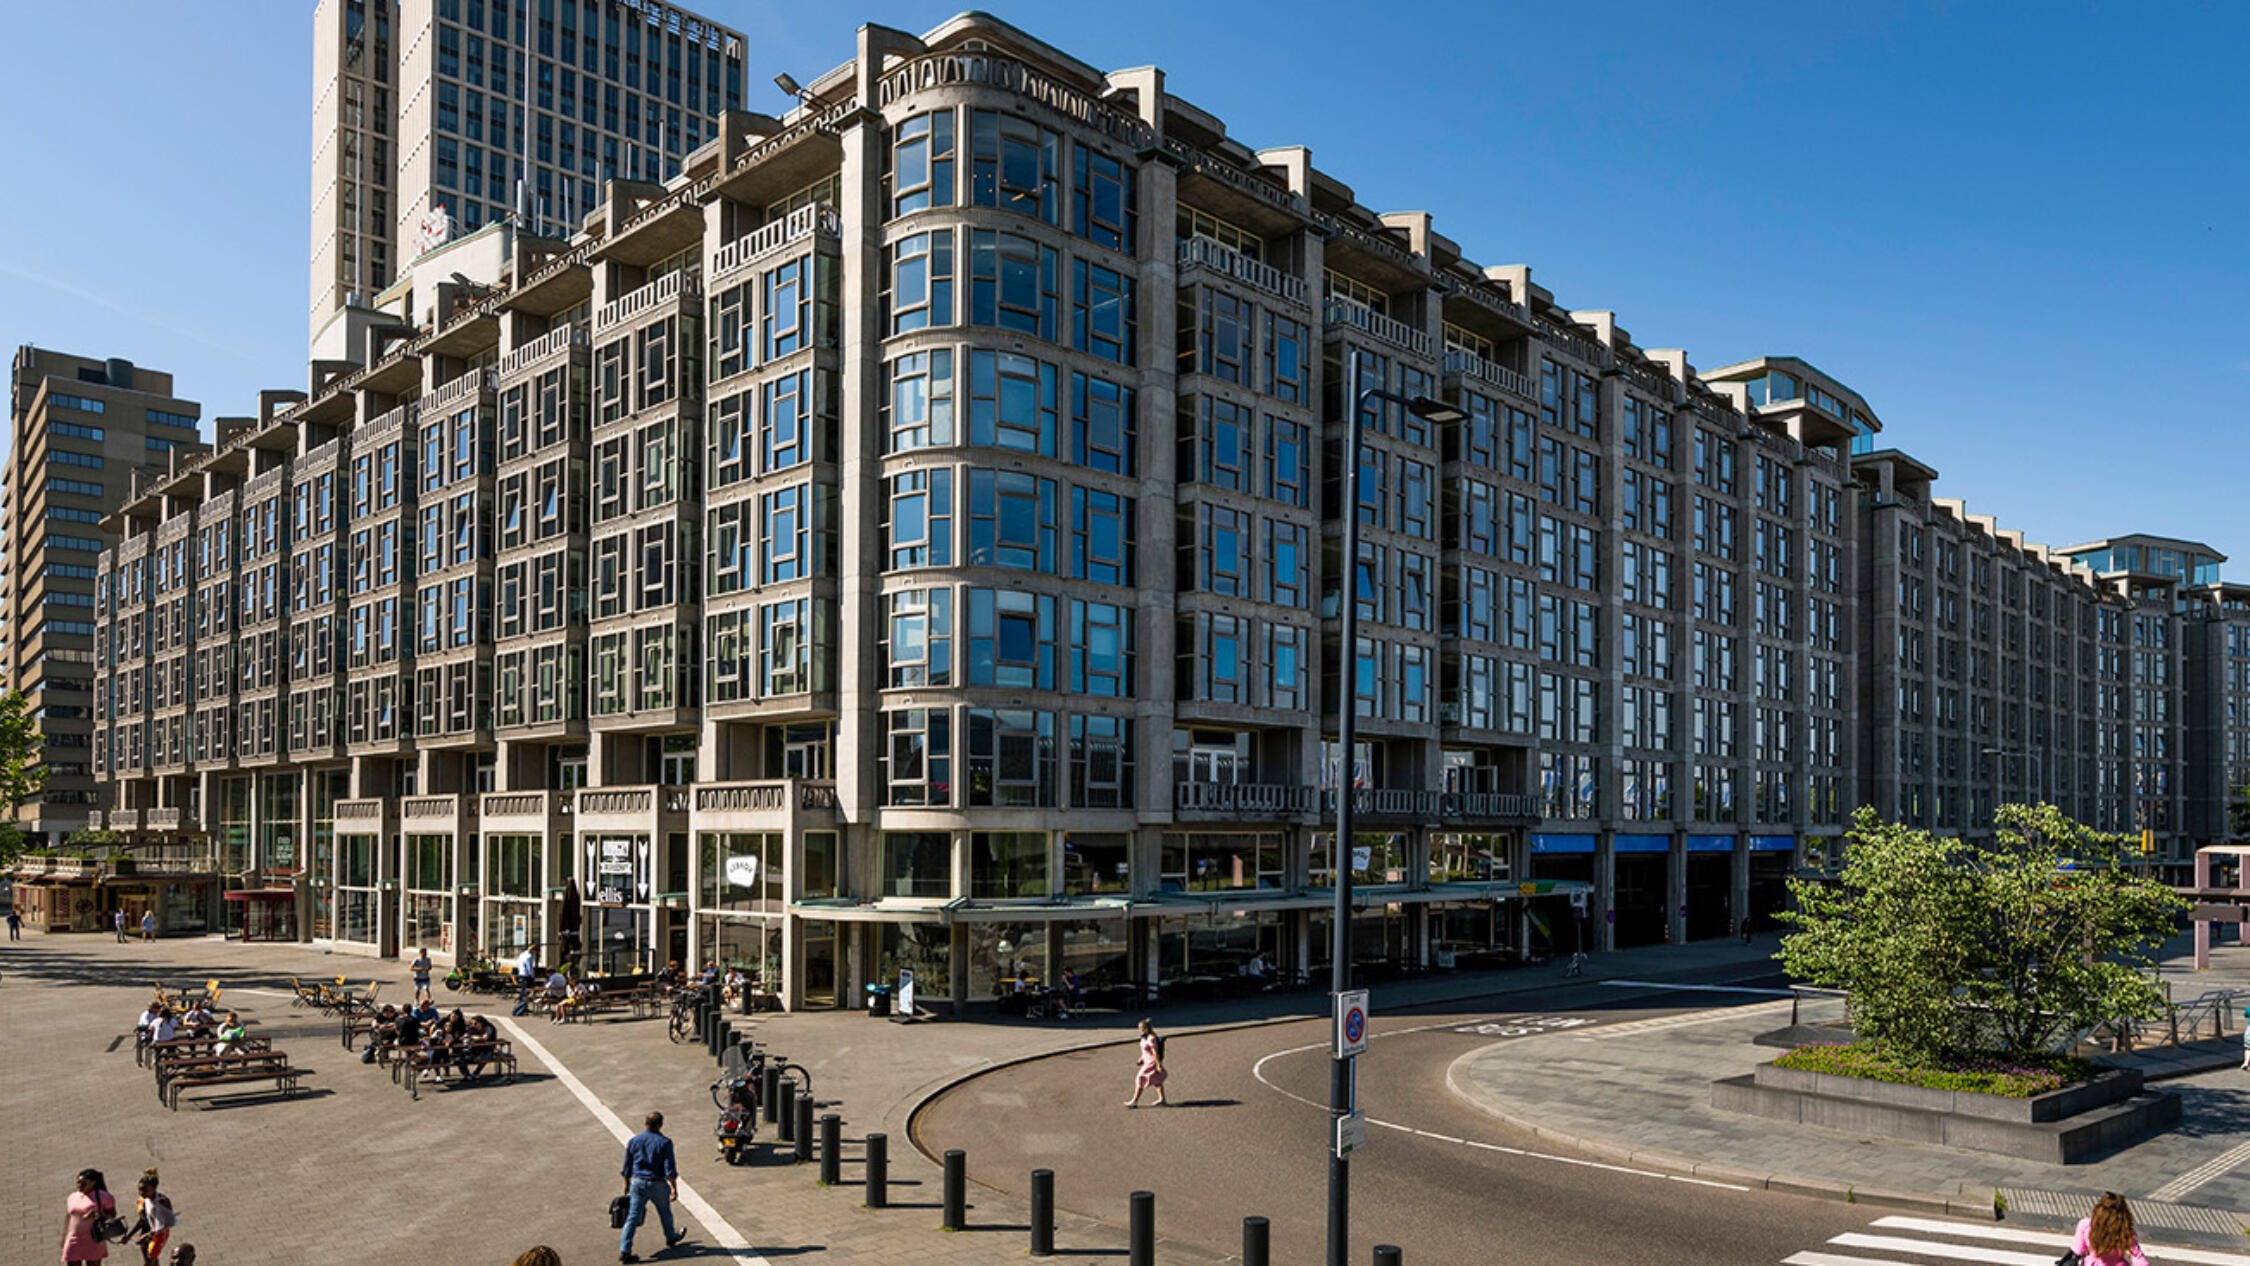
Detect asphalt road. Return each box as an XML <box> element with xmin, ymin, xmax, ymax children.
<box><xmin>915</xmin><ymin>964</ymin><xmax>1876</xmax><ymax>1265</ymax></box>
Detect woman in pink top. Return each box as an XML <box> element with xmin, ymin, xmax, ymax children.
<box><xmin>60</xmin><ymin>1168</ymin><xmax>116</xmax><ymax>1264</ymax></box>
<box><xmin>2070</xmin><ymin>1191</ymin><xmax>2149</xmax><ymax>1266</ymax></box>
<box><xmin>1123</xmin><ymin>1019</ymin><xmax>1169</xmax><ymax>1107</ymax></box>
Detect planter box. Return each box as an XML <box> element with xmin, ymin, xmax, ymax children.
<box><xmin>1714</xmin><ymin>1060</ymin><xmax>2179</xmax><ymax>1163</ymax></box>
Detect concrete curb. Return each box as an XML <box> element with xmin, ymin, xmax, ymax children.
<box><xmin>1440</xmin><ymin>1034</ymin><xmax>2002</xmax><ymax>1222</ymax></box>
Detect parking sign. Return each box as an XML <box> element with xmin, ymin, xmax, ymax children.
<box><xmin>1334</xmin><ymin>989</ymin><xmax>1370</xmax><ymax>1059</ymax></box>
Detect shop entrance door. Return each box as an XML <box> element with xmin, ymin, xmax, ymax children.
<box><xmin>1685</xmin><ymin>854</ymin><xmax>1733</xmax><ymax>939</ymax></box>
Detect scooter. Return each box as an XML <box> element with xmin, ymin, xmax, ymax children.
<box><xmin>712</xmin><ymin>1069</ymin><xmax>759</xmax><ymax>1165</ymax></box>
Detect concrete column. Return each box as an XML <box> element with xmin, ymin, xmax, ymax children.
<box><xmin>1731</xmin><ymin>839</ymin><xmax>1751</xmax><ymax>938</ymax></box>
<box><xmin>2195</xmin><ymin>847</ymin><xmax>2211</xmax><ymax>970</ymax></box>
<box><xmin>1593</xmin><ymin>833</ymin><xmax>1616</xmax><ymax>953</ymax></box>
<box><xmin>1667</xmin><ymin>832</ymin><xmax>1688</xmax><ymax>945</ymax></box>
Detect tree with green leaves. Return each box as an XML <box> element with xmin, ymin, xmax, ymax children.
<box><xmin>2227</xmin><ymin>782</ymin><xmax>2250</xmax><ymax>841</ymax></box>
<box><xmin>0</xmin><ymin>689</ymin><xmax>43</xmax><ymax>866</ymax></box>
<box><xmin>1780</xmin><ymin>803</ymin><xmax>2183</xmax><ymax>1065</ymax></box>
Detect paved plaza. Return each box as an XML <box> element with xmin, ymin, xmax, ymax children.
<box><xmin>10</xmin><ymin>929</ymin><xmax>2250</xmax><ymax>1264</ymax></box>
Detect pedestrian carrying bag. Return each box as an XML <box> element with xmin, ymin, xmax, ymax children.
<box><xmin>610</xmin><ymin>1194</ymin><xmax>631</xmax><ymax>1229</ymax></box>
<box><xmin>2054</xmin><ymin>1251</ymin><xmax>2082</xmax><ymax>1266</ymax></box>
<box><xmin>91</xmin><ymin>1195</ymin><xmax>128</xmax><ymax>1244</ymax></box>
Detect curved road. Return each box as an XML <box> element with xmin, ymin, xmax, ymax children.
<box><xmin>916</xmin><ymin>968</ymin><xmax>1873</xmax><ymax>1264</ymax></box>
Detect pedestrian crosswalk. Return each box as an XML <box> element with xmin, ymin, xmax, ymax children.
<box><xmin>1785</xmin><ymin>1215</ymin><xmax>2250</xmax><ymax>1266</ymax></box>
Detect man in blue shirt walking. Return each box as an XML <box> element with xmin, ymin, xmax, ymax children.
<box><xmin>619</xmin><ymin>1110</ymin><xmax>688</xmax><ymax>1262</ymax></box>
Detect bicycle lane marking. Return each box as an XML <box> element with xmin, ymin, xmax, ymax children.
<box><xmin>498</xmin><ymin>1015</ymin><xmax>769</xmax><ymax>1262</ymax></box>
<box><xmin>1245</xmin><ymin>1006</ymin><xmax>1750</xmax><ymax>1191</ymax></box>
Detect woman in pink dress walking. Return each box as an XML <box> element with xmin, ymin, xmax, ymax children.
<box><xmin>60</xmin><ymin>1168</ymin><xmax>117</xmax><ymax>1264</ymax></box>
<box><xmin>1124</xmin><ymin>1019</ymin><xmax>1169</xmax><ymax>1107</ymax></box>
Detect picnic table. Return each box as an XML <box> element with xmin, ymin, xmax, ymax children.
<box><xmin>141</xmin><ymin>1033</ymin><xmax>270</xmax><ymax>1069</ymax></box>
<box><xmin>389</xmin><ymin>1039</ymin><xmax>520</xmax><ymax>1100</ymax></box>
<box><xmin>161</xmin><ymin>1051</ymin><xmax>314</xmax><ymax>1111</ymax></box>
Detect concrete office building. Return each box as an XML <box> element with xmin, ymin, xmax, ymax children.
<box><xmin>89</xmin><ymin>13</ymin><xmax>2232</xmax><ymax>986</ymax></box>
<box><xmin>309</xmin><ymin>0</ymin><xmax>749</xmax><ymax>362</ymax></box>
<box><xmin>2</xmin><ymin>348</ymin><xmax>207</xmax><ymax>848</ymax></box>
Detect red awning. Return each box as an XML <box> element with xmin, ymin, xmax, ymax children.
<box><xmin>222</xmin><ymin>889</ymin><xmax>297</xmax><ymax>901</ymax></box>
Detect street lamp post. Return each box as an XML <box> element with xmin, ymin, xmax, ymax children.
<box><xmin>1328</xmin><ymin>351</ymin><xmax>1464</xmax><ymax>1266</ymax></box>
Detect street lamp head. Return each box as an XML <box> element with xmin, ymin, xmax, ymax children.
<box><xmin>1405</xmin><ymin>396</ymin><xmax>1467</xmax><ymax>425</ymax></box>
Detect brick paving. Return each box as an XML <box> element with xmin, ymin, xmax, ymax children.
<box><xmin>1</xmin><ymin>929</ymin><xmax>1782</xmax><ymax>1264</ymax></box>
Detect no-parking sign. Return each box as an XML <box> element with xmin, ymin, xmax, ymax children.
<box><xmin>1334</xmin><ymin>989</ymin><xmax>1370</xmax><ymax>1059</ymax></box>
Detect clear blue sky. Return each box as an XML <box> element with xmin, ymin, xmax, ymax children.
<box><xmin>1</xmin><ymin>2</ymin><xmax>2242</xmax><ymax>559</ymax></box>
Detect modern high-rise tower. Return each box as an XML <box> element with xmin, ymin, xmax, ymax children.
<box><xmin>307</xmin><ymin>0</ymin><xmax>748</xmax><ymax>361</ymax></box>
<box><xmin>4</xmin><ymin>347</ymin><xmax>208</xmax><ymax>846</ymax></box>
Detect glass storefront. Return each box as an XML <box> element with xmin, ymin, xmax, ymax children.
<box><xmin>966</xmin><ymin>921</ymin><xmax>1047</xmax><ymax>1000</ymax></box>
<box><xmin>881</xmin><ymin>832</ymin><xmax>951</xmax><ymax>898</ymax></box>
<box><xmin>1062</xmin><ymin>833</ymin><xmax>1130</xmax><ymax>894</ymax></box>
<box><xmin>336</xmin><ymin>831</ymin><xmax>381</xmax><ymax>944</ymax></box>
<box><xmin>1153</xmin><ymin>909</ymin><xmax>1286</xmax><ymax>982</ymax></box>
<box><xmin>969</xmin><ymin>831</ymin><xmax>1048</xmax><ymax>898</ymax></box>
<box><xmin>696</xmin><ymin>913</ymin><xmax>782</xmax><ymax>985</ymax></box>
<box><xmin>802</xmin><ymin>919</ymin><xmax>838</xmax><ymax>1007</ymax></box>
<box><xmin>1057</xmin><ymin>917</ymin><xmax>1128</xmax><ymax>986</ymax></box>
<box><xmin>878</xmin><ymin>922</ymin><xmax>952</xmax><ymax>1002</ymax></box>
<box><xmin>403</xmin><ymin>833</ymin><xmax>454</xmax><ymax>953</ymax></box>
<box><xmin>260</xmin><ymin>772</ymin><xmax>300</xmax><ymax>871</ymax></box>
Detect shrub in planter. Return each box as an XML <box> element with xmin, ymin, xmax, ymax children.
<box><xmin>1773</xmin><ymin>1041</ymin><xmax>2093</xmax><ymax>1098</ymax></box>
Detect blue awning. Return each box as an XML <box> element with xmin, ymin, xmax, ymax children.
<box><xmin>1687</xmin><ymin>834</ymin><xmax>1736</xmax><ymax>853</ymax></box>
<box><xmin>1530</xmin><ymin>833</ymin><xmax>1597</xmax><ymax>855</ymax></box>
<box><xmin>1613</xmin><ymin>834</ymin><xmax>1670</xmax><ymax>854</ymax></box>
<box><xmin>1749</xmin><ymin>835</ymin><xmax>1797</xmax><ymax>853</ymax></box>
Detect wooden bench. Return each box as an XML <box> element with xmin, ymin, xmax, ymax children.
<box><xmin>167</xmin><ymin>1062</ymin><xmax>313</xmax><ymax>1110</ymax></box>
<box><xmin>157</xmin><ymin>1050</ymin><xmax>294</xmax><ymax>1105</ymax></box>
<box><xmin>392</xmin><ymin>1040</ymin><xmax>519</xmax><ymax>1099</ymax></box>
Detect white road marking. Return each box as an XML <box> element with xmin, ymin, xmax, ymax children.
<box><xmin>1568</xmin><ymin>1000</ymin><xmax>1795</xmax><ymax>1039</ymax></box>
<box><xmin>497</xmin><ymin>1016</ymin><xmax>767</xmax><ymax>1262</ymax></box>
<box><xmin>228</xmin><ymin>987</ymin><xmax>296</xmax><ymax>998</ymax></box>
<box><xmin>2150</xmin><ymin>1137</ymin><xmax>2250</xmax><ymax>1202</ymax></box>
<box><xmin>1870</xmin><ymin>1216</ymin><xmax>2250</xmax><ymax>1266</ymax></box>
<box><xmin>1826</xmin><ymin>1232</ymin><xmax>2052</xmax><ymax>1265</ymax></box>
<box><xmin>1785</xmin><ymin>1253</ymin><xmax>1919</xmax><ymax>1266</ymax></box>
<box><xmin>1247</xmin><ymin>1021</ymin><xmax>1749</xmax><ymax>1192</ymax></box>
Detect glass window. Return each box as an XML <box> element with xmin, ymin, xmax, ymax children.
<box><xmin>968</xmin><ymin>109</ymin><xmax>1059</xmax><ymax>224</ymax></box>
<box><xmin>1072</xmin><ymin>146</ymin><xmax>1134</xmax><ymax>252</ymax></box>
<box><xmin>891</xmin><ymin>109</ymin><xmax>954</xmax><ymax>216</ymax></box>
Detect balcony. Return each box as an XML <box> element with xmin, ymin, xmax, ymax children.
<box><xmin>480</xmin><ymin>789</ymin><xmax>573</xmax><ymax>828</ymax></box>
<box><xmin>497</xmin><ymin>322</ymin><xmax>588</xmax><ymax>378</ymax></box>
<box><xmin>594</xmin><ymin>270</ymin><xmax>700</xmax><ymax>334</ymax></box>
<box><xmin>400</xmin><ymin>793</ymin><xmax>478</xmax><ymax>833</ymax></box>
<box><xmin>1442</xmin><ymin>348</ymin><xmax>1533</xmax><ymax>401</ymax></box>
<box><xmin>574</xmin><ymin>785</ymin><xmax>692</xmax><ymax>830</ymax></box>
<box><xmin>690</xmin><ymin>779</ymin><xmax>842</xmax><ymax>827</ymax></box>
<box><xmin>424</xmin><ymin>367</ymin><xmax>496</xmax><ymax>412</ymax></box>
<box><xmin>1173</xmin><ymin>781</ymin><xmax>1316</xmax><ymax>817</ymax></box>
<box><xmin>145</xmin><ymin>806</ymin><xmax>200</xmax><ymax>833</ymax></box>
<box><xmin>333</xmin><ymin>799</ymin><xmax>389</xmax><ymax>834</ymax></box>
<box><xmin>1324</xmin><ymin>298</ymin><xmax>1434</xmax><ymax>359</ymax></box>
<box><xmin>1439</xmin><ymin>791</ymin><xmax>1540</xmax><ymax>822</ymax></box>
<box><xmin>1176</xmin><ymin>236</ymin><xmax>1307</xmax><ymax>306</ymax></box>
<box><xmin>109</xmin><ymin>808</ymin><xmax>142</xmax><ymax>832</ymax></box>
<box><xmin>711</xmin><ymin>203</ymin><xmax>838</xmax><ymax>283</ymax></box>
<box><xmin>1320</xmin><ymin>788</ymin><xmax>1442</xmax><ymax>820</ymax></box>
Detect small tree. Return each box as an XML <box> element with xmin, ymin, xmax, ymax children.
<box><xmin>2228</xmin><ymin>782</ymin><xmax>2250</xmax><ymax>840</ymax></box>
<box><xmin>1781</xmin><ymin>804</ymin><xmax>2182</xmax><ymax>1065</ymax></box>
<box><xmin>0</xmin><ymin>690</ymin><xmax>44</xmax><ymax>866</ymax></box>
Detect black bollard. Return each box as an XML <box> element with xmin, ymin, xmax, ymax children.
<box><xmin>760</xmin><ymin>1063</ymin><xmax>781</xmax><ymax>1122</ymax></box>
<box><xmin>1373</xmin><ymin>1247</ymin><xmax>1402</xmax><ymax>1266</ymax></box>
<box><xmin>1030</xmin><ymin>1169</ymin><xmax>1055</xmax><ymax>1257</ymax></box>
<box><xmin>1129</xmin><ymin>1191</ymin><xmax>1155</xmax><ymax>1266</ymax></box>
<box><xmin>793</xmin><ymin>1095</ymin><xmax>815</xmax><ymax>1163</ymax></box>
<box><xmin>942</xmin><ymin>1149</ymin><xmax>966</xmax><ymax>1231</ymax></box>
<box><xmin>710</xmin><ymin>1017</ymin><xmax>729</xmax><ymax>1059</ymax></box>
<box><xmin>818</xmin><ymin>1113</ymin><xmax>841</xmax><ymax>1185</ymax></box>
<box><xmin>865</xmin><ymin>1132</ymin><xmax>889</xmax><ymax>1208</ymax></box>
<box><xmin>776</xmin><ymin>1079</ymin><xmax>798</xmax><ymax>1143</ymax></box>
<box><xmin>1244</xmin><ymin>1216</ymin><xmax>1270</xmax><ymax>1266</ymax></box>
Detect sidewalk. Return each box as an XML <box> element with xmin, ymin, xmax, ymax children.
<box><xmin>1447</xmin><ymin>941</ymin><xmax>2250</xmax><ymax>1241</ymax></box>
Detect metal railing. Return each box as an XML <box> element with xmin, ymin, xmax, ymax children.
<box><xmin>1173</xmin><ymin>782</ymin><xmax>1315</xmax><ymax>815</ymax></box>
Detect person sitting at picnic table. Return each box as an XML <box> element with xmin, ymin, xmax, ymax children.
<box><xmin>554</xmin><ymin>976</ymin><xmax>598</xmax><ymax>1024</ymax></box>
<box><xmin>386</xmin><ymin>1002</ymin><xmax>423</xmax><ymax>1051</ymax></box>
<box><xmin>141</xmin><ymin>1002</ymin><xmax>179</xmax><ymax>1045</ymax></box>
<box><xmin>656</xmin><ymin>960</ymin><xmax>682</xmax><ymax>991</ymax></box>
<box><xmin>1058</xmin><ymin>967</ymin><xmax>1084</xmax><ymax>1016</ymax></box>
<box><xmin>699</xmin><ymin>961</ymin><xmax>721</xmax><ymax>989</ymax></box>
<box><xmin>137</xmin><ymin>1000</ymin><xmax>168</xmax><ymax>1040</ymax></box>
<box><xmin>212</xmin><ymin>1010</ymin><xmax>249</xmax><ymax>1056</ymax></box>
<box><xmin>407</xmin><ymin>997</ymin><xmax>441</xmax><ymax>1035</ymax></box>
<box><xmin>1240</xmin><ymin>951</ymin><xmax>1274</xmax><ymax>990</ymax></box>
<box><xmin>543</xmin><ymin>969</ymin><xmax>573</xmax><ymax>1023</ymax></box>
<box><xmin>722</xmin><ymin>966</ymin><xmax>747</xmax><ymax>1007</ymax></box>
<box><xmin>179</xmin><ymin>1001</ymin><xmax>215</xmax><ymax>1035</ymax></box>
<box><xmin>458</xmin><ymin>1013</ymin><xmax>500</xmax><ymax>1081</ymax></box>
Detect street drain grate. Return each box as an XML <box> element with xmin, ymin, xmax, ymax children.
<box><xmin>2000</xmin><ymin>1188</ymin><xmax>2242</xmax><ymax>1237</ymax></box>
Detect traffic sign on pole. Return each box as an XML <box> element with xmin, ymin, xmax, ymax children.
<box><xmin>1334</xmin><ymin>989</ymin><xmax>1370</xmax><ymax>1059</ymax></box>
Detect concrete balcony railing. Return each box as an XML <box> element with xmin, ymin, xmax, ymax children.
<box><xmin>1176</xmin><ymin>236</ymin><xmax>1307</xmax><ymax>306</ymax></box>
<box><xmin>480</xmin><ymin>790</ymin><xmax>573</xmax><ymax>824</ymax></box>
<box><xmin>1442</xmin><ymin>348</ymin><xmax>1534</xmax><ymax>401</ymax></box>
<box><xmin>691</xmin><ymin>779</ymin><xmax>841</xmax><ymax>822</ymax></box>
<box><xmin>1173</xmin><ymin>781</ymin><xmax>1315</xmax><ymax>816</ymax></box>
<box><xmin>711</xmin><ymin>203</ymin><xmax>837</xmax><ymax>283</ymax></box>
<box><xmin>334</xmin><ymin>798</ymin><xmax>387</xmax><ymax>828</ymax></box>
<box><xmin>145</xmin><ymin>806</ymin><xmax>199</xmax><ymax>833</ymax></box>
<box><xmin>594</xmin><ymin>269</ymin><xmax>700</xmax><ymax>334</ymax></box>
<box><xmin>1324</xmin><ymin>297</ymin><xmax>1434</xmax><ymax>359</ymax></box>
<box><xmin>1319</xmin><ymin>787</ymin><xmax>1443</xmax><ymax>820</ymax></box>
<box><xmin>1439</xmin><ymin>791</ymin><xmax>1541</xmax><ymax>822</ymax></box>
<box><xmin>497</xmin><ymin>322</ymin><xmax>588</xmax><ymax>378</ymax></box>
<box><xmin>400</xmin><ymin>794</ymin><xmax>478</xmax><ymax>831</ymax></box>
<box><xmin>109</xmin><ymin>808</ymin><xmax>143</xmax><ymax>832</ymax></box>
<box><xmin>424</xmin><ymin>367</ymin><xmax>496</xmax><ymax>412</ymax></box>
